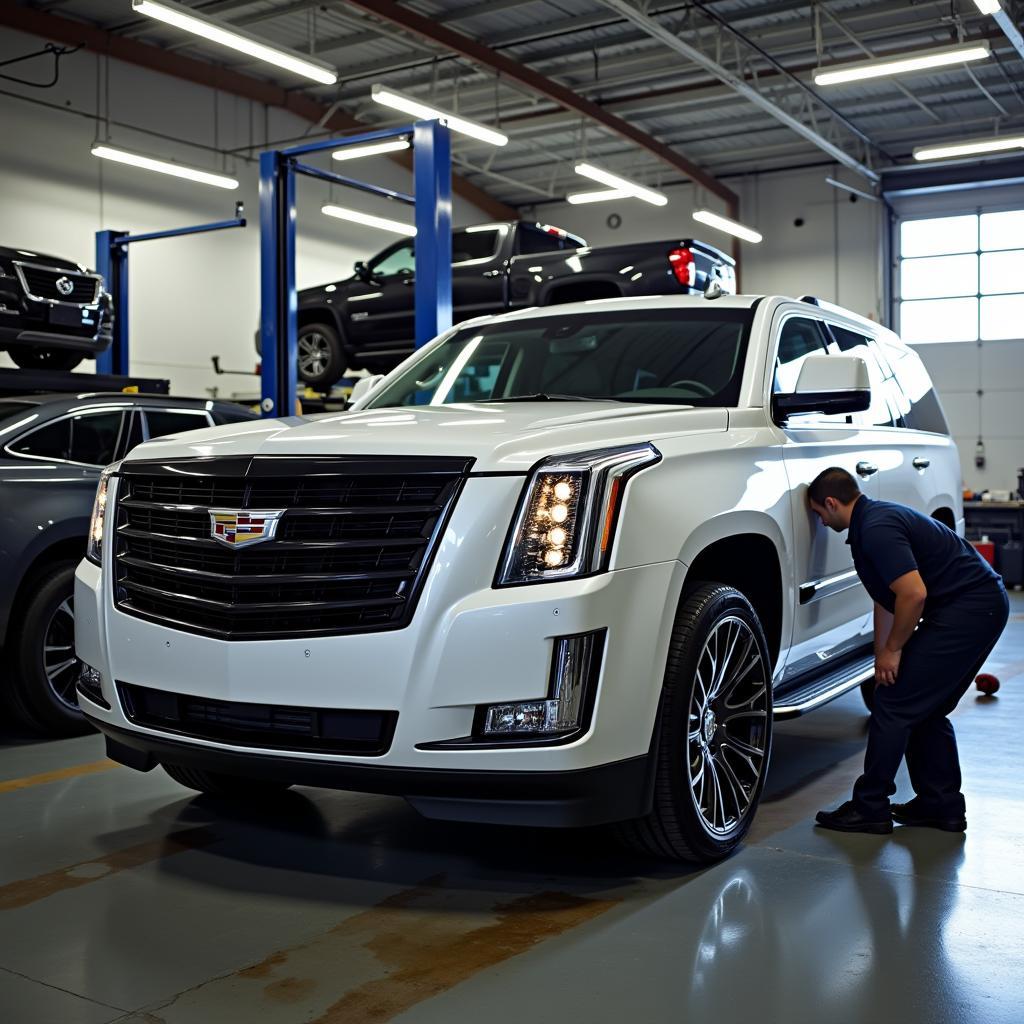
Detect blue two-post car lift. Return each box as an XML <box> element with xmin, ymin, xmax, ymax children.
<box><xmin>258</xmin><ymin>120</ymin><xmax>453</xmax><ymax>417</ymax></box>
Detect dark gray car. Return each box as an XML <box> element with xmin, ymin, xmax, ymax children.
<box><xmin>0</xmin><ymin>392</ymin><xmax>256</xmax><ymax>736</ymax></box>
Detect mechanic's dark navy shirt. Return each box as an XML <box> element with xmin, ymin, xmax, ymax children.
<box><xmin>847</xmin><ymin>496</ymin><xmax>1000</xmax><ymax>613</ymax></box>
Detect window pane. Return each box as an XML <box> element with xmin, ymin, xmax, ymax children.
<box><xmin>980</xmin><ymin>294</ymin><xmax>1024</xmax><ymax>341</ymax></box>
<box><xmin>145</xmin><ymin>410</ymin><xmax>210</xmax><ymax>439</ymax></box>
<box><xmin>900</xmin><ymin>215</ymin><xmax>977</xmax><ymax>258</ymax></box>
<box><xmin>900</xmin><ymin>254</ymin><xmax>977</xmax><ymax>299</ymax></box>
<box><xmin>370</xmin><ymin>244</ymin><xmax>415</xmax><ymax>276</ymax></box>
<box><xmin>775</xmin><ymin>318</ymin><xmax>827</xmax><ymax>392</ymax></box>
<box><xmin>980</xmin><ymin>210</ymin><xmax>1024</xmax><ymax>252</ymax></box>
<box><xmin>69</xmin><ymin>412</ymin><xmax>124</xmax><ymax>466</ymax></box>
<box><xmin>900</xmin><ymin>297</ymin><xmax>978</xmax><ymax>343</ymax></box>
<box><xmin>452</xmin><ymin>229</ymin><xmax>500</xmax><ymax>263</ymax></box>
<box><xmin>980</xmin><ymin>250</ymin><xmax>1024</xmax><ymax>295</ymax></box>
<box><xmin>10</xmin><ymin>418</ymin><xmax>70</xmax><ymax>460</ymax></box>
<box><xmin>889</xmin><ymin>350</ymin><xmax>948</xmax><ymax>434</ymax></box>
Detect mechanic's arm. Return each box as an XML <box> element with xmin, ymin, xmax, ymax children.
<box><xmin>876</xmin><ymin>570</ymin><xmax>927</xmax><ymax>685</ymax></box>
<box><xmin>873</xmin><ymin>602</ymin><xmax>894</xmax><ymax>658</ymax></box>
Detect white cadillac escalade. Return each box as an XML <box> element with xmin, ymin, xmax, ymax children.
<box><xmin>75</xmin><ymin>294</ymin><xmax>961</xmax><ymax>863</ymax></box>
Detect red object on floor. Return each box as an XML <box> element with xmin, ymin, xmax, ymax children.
<box><xmin>975</xmin><ymin>673</ymin><xmax>1000</xmax><ymax>695</ymax></box>
<box><xmin>971</xmin><ymin>539</ymin><xmax>996</xmax><ymax>565</ymax></box>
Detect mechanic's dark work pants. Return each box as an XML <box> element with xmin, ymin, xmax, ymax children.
<box><xmin>853</xmin><ymin>582</ymin><xmax>1009</xmax><ymax>816</ymax></box>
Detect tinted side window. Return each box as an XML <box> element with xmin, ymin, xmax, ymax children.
<box><xmin>69</xmin><ymin>411</ymin><xmax>125</xmax><ymax>465</ymax></box>
<box><xmin>828</xmin><ymin>326</ymin><xmax>898</xmax><ymax>427</ymax></box>
<box><xmin>774</xmin><ymin>317</ymin><xmax>828</xmax><ymax>393</ymax></box>
<box><xmin>369</xmin><ymin>243</ymin><xmax>415</xmax><ymax>277</ymax></box>
<box><xmin>10</xmin><ymin>418</ymin><xmax>71</xmax><ymax>460</ymax></box>
<box><xmin>517</xmin><ymin>229</ymin><xmax>569</xmax><ymax>255</ymax></box>
<box><xmin>889</xmin><ymin>348</ymin><xmax>950</xmax><ymax>434</ymax></box>
<box><xmin>144</xmin><ymin>410</ymin><xmax>211</xmax><ymax>440</ymax></box>
<box><xmin>452</xmin><ymin>229</ymin><xmax>501</xmax><ymax>262</ymax></box>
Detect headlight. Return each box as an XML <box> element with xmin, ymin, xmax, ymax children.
<box><xmin>497</xmin><ymin>443</ymin><xmax>660</xmax><ymax>585</ymax></box>
<box><xmin>87</xmin><ymin>462</ymin><xmax>120</xmax><ymax>565</ymax></box>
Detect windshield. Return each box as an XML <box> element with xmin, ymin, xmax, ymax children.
<box><xmin>365</xmin><ymin>308</ymin><xmax>753</xmax><ymax>408</ymax></box>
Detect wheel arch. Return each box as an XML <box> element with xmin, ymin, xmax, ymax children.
<box><xmin>1</xmin><ymin>532</ymin><xmax>85</xmax><ymax>647</ymax></box>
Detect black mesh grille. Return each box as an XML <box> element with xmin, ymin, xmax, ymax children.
<box><xmin>114</xmin><ymin>456</ymin><xmax>471</xmax><ymax>640</ymax></box>
<box><xmin>118</xmin><ymin>683</ymin><xmax>397</xmax><ymax>755</ymax></box>
<box><xmin>19</xmin><ymin>265</ymin><xmax>100</xmax><ymax>304</ymax></box>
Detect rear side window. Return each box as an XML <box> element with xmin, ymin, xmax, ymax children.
<box><xmin>9</xmin><ymin>418</ymin><xmax>71</xmax><ymax>461</ymax></box>
<box><xmin>774</xmin><ymin>317</ymin><xmax>828</xmax><ymax>393</ymax></box>
<box><xmin>144</xmin><ymin>409</ymin><xmax>211</xmax><ymax>439</ymax></box>
<box><xmin>888</xmin><ymin>347</ymin><xmax>949</xmax><ymax>435</ymax></box>
<box><xmin>517</xmin><ymin>229</ymin><xmax>571</xmax><ymax>255</ymax></box>
<box><xmin>827</xmin><ymin>325</ymin><xmax>901</xmax><ymax>428</ymax></box>
<box><xmin>69</xmin><ymin>412</ymin><xmax>125</xmax><ymax>465</ymax></box>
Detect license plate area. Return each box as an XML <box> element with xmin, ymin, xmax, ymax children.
<box><xmin>50</xmin><ymin>304</ymin><xmax>87</xmax><ymax>326</ymax></box>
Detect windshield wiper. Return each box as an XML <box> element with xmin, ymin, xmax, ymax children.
<box><xmin>476</xmin><ymin>393</ymin><xmax>611</xmax><ymax>403</ymax></box>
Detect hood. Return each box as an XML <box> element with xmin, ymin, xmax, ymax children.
<box><xmin>0</xmin><ymin>245</ymin><xmax>87</xmax><ymax>273</ymax></box>
<box><xmin>120</xmin><ymin>402</ymin><xmax>728</xmax><ymax>473</ymax></box>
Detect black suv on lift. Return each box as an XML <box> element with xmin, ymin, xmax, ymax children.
<box><xmin>0</xmin><ymin>245</ymin><xmax>114</xmax><ymax>371</ymax></box>
<box><xmin>0</xmin><ymin>392</ymin><xmax>256</xmax><ymax>736</ymax></box>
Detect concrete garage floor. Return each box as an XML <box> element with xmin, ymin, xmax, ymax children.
<box><xmin>3</xmin><ymin>597</ymin><xmax>1023</xmax><ymax>1024</ymax></box>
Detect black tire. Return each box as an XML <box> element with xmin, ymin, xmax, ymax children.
<box><xmin>162</xmin><ymin>762</ymin><xmax>293</xmax><ymax>799</ymax></box>
<box><xmin>9</xmin><ymin>561</ymin><xmax>92</xmax><ymax>737</ymax></box>
<box><xmin>860</xmin><ymin>676</ymin><xmax>876</xmax><ymax>712</ymax></box>
<box><xmin>8</xmin><ymin>346</ymin><xmax>83</xmax><ymax>372</ymax></box>
<box><xmin>616</xmin><ymin>583</ymin><xmax>773</xmax><ymax>863</ymax></box>
<box><xmin>297</xmin><ymin>322</ymin><xmax>346</xmax><ymax>389</ymax></box>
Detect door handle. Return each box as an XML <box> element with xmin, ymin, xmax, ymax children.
<box><xmin>401</xmin><ymin>277</ymin><xmax>415</xmax><ymax>286</ymax></box>
<box><xmin>482</xmin><ymin>269</ymin><xmax>502</xmax><ymax>278</ymax></box>
<box><xmin>912</xmin><ymin>457</ymin><xmax>931</xmax><ymax>470</ymax></box>
<box><xmin>856</xmin><ymin>461</ymin><xmax>878</xmax><ymax>478</ymax></box>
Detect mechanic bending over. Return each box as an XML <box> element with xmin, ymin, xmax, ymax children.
<box><xmin>807</xmin><ymin>467</ymin><xmax>1008</xmax><ymax>836</ymax></box>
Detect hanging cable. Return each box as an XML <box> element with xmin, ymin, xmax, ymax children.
<box><xmin>0</xmin><ymin>43</ymin><xmax>81</xmax><ymax>88</ymax></box>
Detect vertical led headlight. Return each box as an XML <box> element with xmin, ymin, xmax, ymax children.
<box><xmin>86</xmin><ymin>462</ymin><xmax>120</xmax><ymax>566</ymax></box>
<box><xmin>497</xmin><ymin>443</ymin><xmax>660</xmax><ymax>585</ymax></box>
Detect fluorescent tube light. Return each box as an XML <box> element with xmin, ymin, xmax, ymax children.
<box><xmin>131</xmin><ymin>0</ymin><xmax>337</xmax><ymax>85</ymax></box>
<box><xmin>813</xmin><ymin>43</ymin><xmax>990</xmax><ymax>86</ymax></box>
<box><xmin>566</xmin><ymin>189</ymin><xmax>631</xmax><ymax>205</ymax></box>
<box><xmin>574</xmin><ymin>163</ymin><xmax>668</xmax><ymax>206</ymax></box>
<box><xmin>371</xmin><ymin>85</ymin><xmax>508</xmax><ymax>146</ymax></box>
<box><xmin>322</xmin><ymin>204</ymin><xmax>416</xmax><ymax>235</ymax></box>
<box><xmin>91</xmin><ymin>145</ymin><xmax>239</xmax><ymax>189</ymax></box>
<box><xmin>973</xmin><ymin>0</ymin><xmax>1001</xmax><ymax>14</ymax></box>
<box><xmin>692</xmin><ymin>209</ymin><xmax>762</xmax><ymax>244</ymax></box>
<box><xmin>332</xmin><ymin>138</ymin><xmax>410</xmax><ymax>161</ymax></box>
<box><xmin>913</xmin><ymin>134</ymin><xmax>1024</xmax><ymax>161</ymax></box>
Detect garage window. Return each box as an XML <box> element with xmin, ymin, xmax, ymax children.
<box><xmin>898</xmin><ymin>209</ymin><xmax>1024</xmax><ymax>343</ymax></box>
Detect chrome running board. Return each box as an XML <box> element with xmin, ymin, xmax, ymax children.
<box><xmin>772</xmin><ymin>652</ymin><xmax>874</xmax><ymax>720</ymax></box>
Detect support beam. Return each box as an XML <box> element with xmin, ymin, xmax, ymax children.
<box><xmin>992</xmin><ymin>6</ymin><xmax>1024</xmax><ymax>65</ymax></box>
<box><xmin>342</xmin><ymin>0</ymin><xmax>739</xmax><ymax>210</ymax></box>
<box><xmin>597</xmin><ymin>0</ymin><xmax>880</xmax><ymax>183</ymax></box>
<box><xmin>0</xmin><ymin>3</ymin><xmax>516</xmax><ymax>220</ymax></box>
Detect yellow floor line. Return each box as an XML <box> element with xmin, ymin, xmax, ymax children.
<box><xmin>0</xmin><ymin>759</ymin><xmax>119</xmax><ymax>794</ymax></box>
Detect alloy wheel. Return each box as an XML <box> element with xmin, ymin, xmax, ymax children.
<box><xmin>43</xmin><ymin>596</ymin><xmax>81</xmax><ymax>711</ymax></box>
<box><xmin>687</xmin><ymin>616</ymin><xmax>769</xmax><ymax>836</ymax></box>
<box><xmin>298</xmin><ymin>333</ymin><xmax>332</xmax><ymax>377</ymax></box>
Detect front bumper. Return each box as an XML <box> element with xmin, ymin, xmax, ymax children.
<box><xmin>75</xmin><ymin>474</ymin><xmax>684</xmax><ymax>825</ymax></box>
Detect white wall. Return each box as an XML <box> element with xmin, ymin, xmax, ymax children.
<box><xmin>0</xmin><ymin>29</ymin><xmax>488</xmax><ymax>397</ymax></box>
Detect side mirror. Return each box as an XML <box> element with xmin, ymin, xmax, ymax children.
<box><xmin>349</xmin><ymin>373</ymin><xmax>386</xmax><ymax>406</ymax></box>
<box><xmin>774</xmin><ymin>354</ymin><xmax>871</xmax><ymax>418</ymax></box>
<box><xmin>353</xmin><ymin>260</ymin><xmax>371</xmax><ymax>282</ymax></box>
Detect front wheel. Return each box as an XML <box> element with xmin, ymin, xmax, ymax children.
<box><xmin>617</xmin><ymin>583</ymin><xmax>773</xmax><ymax>863</ymax></box>
<box><xmin>162</xmin><ymin>762</ymin><xmax>293</xmax><ymax>799</ymax></box>
<box><xmin>297</xmin><ymin>323</ymin><xmax>345</xmax><ymax>389</ymax></box>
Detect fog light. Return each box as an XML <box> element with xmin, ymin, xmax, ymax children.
<box><xmin>482</xmin><ymin>630</ymin><xmax>605</xmax><ymax>736</ymax></box>
<box><xmin>77</xmin><ymin>663</ymin><xmax>110</xmax><ymax>710</ymax></box>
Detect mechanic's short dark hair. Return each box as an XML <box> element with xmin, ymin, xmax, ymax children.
<box><xmin>808</xmin><ymin>467</ymin><xmax>861</xmax><ymax>506</ymax></box>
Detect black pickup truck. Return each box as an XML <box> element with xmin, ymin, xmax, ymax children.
<box><xmin>273</xmin><ymin>221</ymin><xmax>735</xmax><ymax>387</ymax></box>
<box><xmin>0</xmin><ymin>245</ymin><xmax>113</xmax><ymax>371</ymax></box>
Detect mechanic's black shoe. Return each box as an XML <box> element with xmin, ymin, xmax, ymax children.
<box><xmin>815</xmin><ymin>800</ymin><xmax>893</xmax><ymax>835</ymax></box>
<box><xmin>892</xmin><ymin>801</ymin><xmax>967</xmax><ymax>832</ymax></box>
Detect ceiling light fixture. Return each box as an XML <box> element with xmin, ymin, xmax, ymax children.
<box><xmin>973</xmin><ymin>0</ymin><xmax>1001</xmax><ymax>14</ymax></box>
<box><xmin>913</xmin><ymin>134</ymin><xmax>1024</xmax><ymax>161</ymax></box>
<box><xmin>565</xmin><ymin>188</ymin><xmax>631</xmax><ymax>205</ymax></box>
<box><xmin>321</xmin><ymin>204</ymin><xmax>416</xmax><ymax>235</ymax></box>
<box><xmin>91</xmin><ymin>144</ymin><xmax>239</xmax><ymax>189</ymax></box>
<box><xmin>573</xmin><ymin>163</ymin><xmax>668</xmax><ymax>206</ymax></box>
<box><xmin>692</xmin><ymin>209</ymin><xmax>762</xmax><ymax>244</ymax></box>
<box><xmin>370</xmin><ymin>85</ymin><xmax>508</xmax><ymax>146</ymax></box>
<box><xmin>131</xmin><ymin>0</ymin><xmax>337</xmax><ymax>85</ymax></box>
<box><xmin>332</xmin><ymin>138</ymin><xmax>411</xmax><ymax>162</ymax></box>
<box><xmin>813</xmin><ymin>42</ymin><xmax>990</xmax><ymax>86</ymax></box>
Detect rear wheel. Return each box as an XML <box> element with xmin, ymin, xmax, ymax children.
<box><xmin>162</xmin><ymin>762</ymin><xmax>293</xmax><ymax>799</ymax></box>
<box><xmin>297</xmin><ymin>323</ymin><xmax>345</xmax><ymax>389</ymax></box>
<box><xmin>9</xmin><ymin>346</ymin><xmax>82</xmax><ymax>372</ymax></box>
<box><xmin>9</xmin><ymin>562</ymin><xmax>92</xmax><ymax>736</ymax></box>
<box><xmin>617</xmin><ymin>583</ymin><xmax>773</xmax><ymax>863</ymax></box>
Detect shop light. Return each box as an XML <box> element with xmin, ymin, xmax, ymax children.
<box><xmin>322</xmin><ymin>204</ymin><xmax>416</xmax><ymax>235</ymax></box>
<box><xmin>813</xmin><ymin>43</ymin><xmax>991</xmax><ymax>86</ymax></box>
<box><xmin>973</xmin><ymin>0</ymin><xmax>1001</xmax><ymax>13</ymax></box>
<box><xmin>692</xmin><ymin>209</ymin><xmax>762</xmax><ymax>244</ymax></box>
<box><xmin>913</xmin><ymin>134</ymin><xmax>1024</xmax><ymax>161</ymax></box>
<box><xmin>573</xmin><ymin>163</ymin><xmax>668</xmax><ymax>206</ymax></box>
<box><xmin>332</xmin><ymin>138</ymin><xmax>411</xmax><ymax>162</ymax></box>
<box><xmin>370</xmin><ymin>85</ymin><xmax>508</xmax><ymax>146</ymax></box>
<box><xmin>91</xmin><ymin>145</ymin><xmax>239</xmax><ymax>189</ymax></box>
<box><xmin>131</xmin><ymin>0</ymin><xmax>337</xmax><ymax>84</ymax></box>
<box><xmin>566</xmin><ymin>188</ymin><xmax>631</xmax><ymax>205</ymax></box>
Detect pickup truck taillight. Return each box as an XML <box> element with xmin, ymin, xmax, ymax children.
<box><xmin>668</xmin><ymin>246</ymin><xmax>696</xmax><ymax>288</ymax></box>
